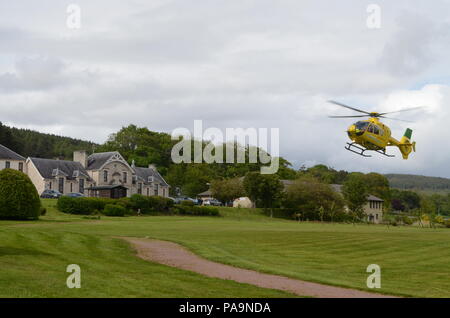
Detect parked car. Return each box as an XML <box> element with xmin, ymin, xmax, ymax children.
<box><xmin>203</xmin><ymin>199</ymin><xmax>221</xmax><ymax>206</ymax></box>
<box><xmin>65</xmin><ymin>193</ymin><xmax>85</xmax><ymax>198</ymax></box>
<box><xmin>40</xmin><ymin>189</ymin><xmax>63</xmax><ymax>199</ymax></box>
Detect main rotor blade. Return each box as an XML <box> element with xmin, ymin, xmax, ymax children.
<box><xmin>328</xmin><ymin>100</ymin><xmax>371</xmax><ymax>115</ymax></box>
<box><xmin>328</xmin><ymin>115</ymin><xmax>369</xmax><ymax>118</ymax></box>
<box><xmin>379</xmin><ymin>106</ymin><xmax>425</xmax><ymax>116</ymax></box>
<box><xmin>379</xmin><ymin>116</ymin><xmax>414</xmax><ymax>123</ymax></box>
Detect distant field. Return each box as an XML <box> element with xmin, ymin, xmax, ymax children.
<box><xmin>0</xmin><ymin>199</ymin><xmax>449</xmax><ymax>298</ymax></box>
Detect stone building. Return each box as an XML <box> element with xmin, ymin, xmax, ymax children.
<box><xmin>24</xmin><ymin>149</ymin><xmax>169</xmax><ymax>199</ymax></box>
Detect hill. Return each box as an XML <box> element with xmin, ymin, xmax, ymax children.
<box><xmin>385</xmin><ymin>174</ymin><xmax>450</xmax><ymax>193</ymax></box>
<box><xmin>0</xmin><ymin>122</ymin><xmax>97</xmax><ymax>160</ymax></box>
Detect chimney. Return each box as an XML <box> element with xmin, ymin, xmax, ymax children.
<box><xmin>73</xmin><ymin>150</ymin><xmax>87</xmax><ymax>168</ymax></box>
<box><xmin>148</xmin><ymin>164</ymin><xmax>156</xmax><ymax>170</ymax></box>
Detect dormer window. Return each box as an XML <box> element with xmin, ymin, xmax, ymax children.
<box><xmin>148</xmin><ymin>176</ymin><xmax>154</xmax><ymax>183</ymax></box>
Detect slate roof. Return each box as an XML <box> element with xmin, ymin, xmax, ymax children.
<box><xmin>0</xmin><ymin>144</ymin><xmax>25</xmax><ymax>160</ymax></box>
<box><xmin>86</xmin><ymin>152</ymin><xmax>119</xmax><ymax>170</ymax></box>
<box><xmin>134</xmin><ymin>166</ymin><xmax>169</xmax><ymax>187</ymax></box>
<box><xmin>29</xmin><ymin>157</ymin><xmax>91</xmax><ymax>181</ymax></box>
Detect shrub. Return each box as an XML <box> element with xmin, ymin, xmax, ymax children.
<box><xmin>173</xmin><ymin>204</ymin><xmax>220</xmax><ymax>216</ymax></box>
<box><xmin>402</xmin><ymin>215</ymin><xmax>414</xmax><ymax>225</ymax></box>
<box><xmin>0</xmin><ymin>169</ymin><xmax>41</xmax><ymax>220</ymax></box>
<box><xmin>180</xmin><ymin>200</ymin><xmax>195</xmax><ymax>207</ymax></box>
<box><xmin>57</xmin><ymin>194</ymin><xmax>174</xmax><ymax>216</ymax></box>
<box><xmin>57</xmin><ymin>196</ymin><xmax>91</xmax><ymax>214</ymax></box>
<box><xmin>103</xmin><ymin>204</ymin><xmax>126</xmax><ymax>217</ymax></box>
<box><xmin>129</xmin><ymin>194</ymin><xmax>150</xmax><ymax>213</ymax></box>
<box><xmin>129</xmin><ymin>194</ymin><xmax>174</xmax><ymax>214</ymax></box>
<box><xmin>116</xmin><ymin>197</ymin><xmax>131</xmax><ymax>209</ymax></box>
<box><xmin>40</xmin><ymin>207</ymin><xmax>47</xmax><ymax>216</ymax></box>
<box><xmin>57</xmin><ymin>197</ymin><xmax>116</xmax><ymax>215</ymax></box>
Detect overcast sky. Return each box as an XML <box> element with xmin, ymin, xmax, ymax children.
<box><xmin>1</xmin><ymin>0</ymin><xmax>450</xmax><ymax>177</ymax></box>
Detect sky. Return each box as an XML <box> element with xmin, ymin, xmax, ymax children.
<box><xmin>1</xmin><ymin>0</ymin><xmax>450</xmax><ymax>177</ymax></box>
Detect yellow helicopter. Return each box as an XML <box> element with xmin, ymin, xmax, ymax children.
<box><xmin>328</xmin><ymin>100</ymin><xmax>422</xmax><ymax>159</ymax></box>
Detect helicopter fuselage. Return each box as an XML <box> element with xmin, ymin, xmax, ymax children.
<box><xmin>346</xmin><ymin>117</ymin><xmax>415</xmax><ymax>159</ymax></box>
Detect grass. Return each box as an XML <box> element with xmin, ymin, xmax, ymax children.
<box><xmin>0</xmin><ymin>199</ymin><xmax>449</xmax><ymax>298</ymax></box>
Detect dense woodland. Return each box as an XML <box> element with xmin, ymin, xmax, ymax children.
<box><xmin>386</xmin><ymin>174</ymin><xmax>450</xmax><ymax>192</ymax></box>
<box><xmin>1</xmin><ymin>122</ymin><xmax>450</xmax><ymax>218</ymax></box>
<box><xmin>0</xmin><ymin>122</ymin><xmax>97</xmax><ymax>160</ymax></box>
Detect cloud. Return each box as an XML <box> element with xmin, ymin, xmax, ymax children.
<box><xmin>0</xmin><ymin>0</ymin><xmax>450</xmax><ymax>177</ymax></box>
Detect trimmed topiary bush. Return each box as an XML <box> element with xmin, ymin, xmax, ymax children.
<box><xmin>103</xmin><ymin>204</ymin><xmax>126</xmax><ymax>217</ymax></box>
<box><xmin>0</xmin><ymin>169</ymin><xmax>41</xmax><ymax>220</ymax></box>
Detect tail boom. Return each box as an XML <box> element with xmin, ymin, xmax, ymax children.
<box><xmin>398</xmin><ymin>128</ymin><xmax>415</xmax><ymax>160</ymax></box>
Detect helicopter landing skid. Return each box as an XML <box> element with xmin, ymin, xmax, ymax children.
<box><xmin>345</xmin><ymin>143</ymin><xmax>395</xmax><ymax>158</ymax></box>
<box><xmin>345</xmin><ymin>143</ymin><xmax>371</xmax><ymax>157</ymax></box>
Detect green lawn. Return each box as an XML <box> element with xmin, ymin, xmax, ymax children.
<box><xmin>0</xmin><ymin>199</ymin><xmax>449</xmax><ymax>298</ymax></box>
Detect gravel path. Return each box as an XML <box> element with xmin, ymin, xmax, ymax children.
<box><xmin>122</xmin><ymin>237</ymin><xmax>396</xmax><ymax>298</ymax></box>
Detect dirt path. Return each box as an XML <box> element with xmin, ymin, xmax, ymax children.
<box><xmin>122</xmin><ymin>237</ymin><xmax>396</xmax><ymax>298</ymax></box>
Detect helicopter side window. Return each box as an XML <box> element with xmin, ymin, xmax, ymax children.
<box><xmin>355</xmin><ymin>121</ymin><xmax>369</xmax><ymax>131</ymax></box>
<box><xmin>368</xmin><ymin>124</ymin><xmax>374</xmax><ymax>133</ymax></box>
<box><xmin>373</xmin><ymin>125</ymin><xmax>380</xmax><ymax>135</ymax></box>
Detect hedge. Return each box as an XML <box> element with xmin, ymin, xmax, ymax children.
<box><xmin>56</xmin><ymin>195</ymin><xmax>217</xmax><ymax>217</ymax></box>
<box><xmin>0</xmin><ymin>169</ymin><xmax>41</xmax><ymax>220</ymax></box>
<box><xmin>57</xmin><ymin>195</ymin><xmax>175</xmax><ymax>216</ymax></box>
<box><xmin>57</xmin><ymin>197</ymin><xmax>117</xmax><ymax>215</ymax></box>
<box><xmin>129</xmin><ymin>194</ymin><xmax>174</xmax><ymax>214</ymax></box>
<box><xmin>172</xmin><ymin>205</ymin><xmax>220</xmax><ymax>216</ymax></box>
<box><xmin>103</xmin><ymin>204</ymin><xmax>126</xmax><ymax>217</ymax></box>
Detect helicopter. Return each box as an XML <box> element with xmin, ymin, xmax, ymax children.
<box><xmin>328</xmin><ymin>100</ymin><xmax>423</xmax><ymax>159</ymax></box>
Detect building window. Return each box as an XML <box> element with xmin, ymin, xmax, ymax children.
<box><xmin>18</xmin><ymin>162</ymin><xmax>23</xmax><ymax>172</ymax></box>
<box><xmin>146</xmin><ymin>188</ymin><xmax>149</xmax><ymax>196</ymax></box>
<box><xmin>154</xmin><ymin>184</ymin><xmax>159</xmax><ymax>196</ymax></box>
<box><xmin>5</xmin><ymin>161</ymin><xmax>10</xmax><ymax>169</ymax></box>
<box><xmin>58</xmin><ymin>177</ymin><xmax>64</xmax><ymax>193</ymax></box>
<box><xmin>163</xmin><ymin>188</ymin><xmax>166</xmax><ymax>197</ymax></box>
<box><xmin>79</xmin><ymin>179</ymin><xmax>85</xmax><ymax>194</ymax></box>
<box><xmin>49</xmin><ymin>182</ymin><xmax>52</xmax><ymax>190</ymax></box>
<box><xmin>103</xmin><ymin>170</ymin><xmax>108</xmax><ymax>182</ymax></box>
<box><xmin>376</xmin><ymin>214</ymin><xmax>379</xmax><ymax>220</ymax></box>
<box><xmin>70</xmin><ymin>183</ymin><xmax>73</xmax><ymax>192</ymax></box>
<box><xmin>138</xmin><ymin>183</ymin><xmax>143</xmax><ymax>195</ymax></box>
<box><xmin>123</xmin><ymin>172</ymin><xmax>128</xmax><ymax>183</ymax></box>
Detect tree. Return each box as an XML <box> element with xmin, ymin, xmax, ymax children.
<box><xmin>210</xmin><ymin>177</ymin><xmax>245</xmax><ymax>204</ymax></box>
<box><xmin>181</xmin><ymin>164</ymin><xmax>210</xmax><ymax>198</ymax></box>
<box><xmin>0</xmin><ymin>169</ymin><xmax>41</xmax><ymax>220</ymax></box>
<box><xmin>420</xmin><ymin>197</ymin><xmax>437</xmax><ymax>228</ymax></box>
<box><xmin>283</xmin><ymin>176</ymin><xmax>345</xmax><ymax>221</ymax></box>
<box><xmin>342</xmin><ymin>174</ymin><xmax>369</xmax><ymax>223</ymax></box>
<box><xmin>243</xmin><ymin>172</ymin><xmax>284</xmax><ymax>217</ymax></box>
<box><xmin>363</xmin><ymin>173</ymin><xmax>391</xmax><ymax>208</ymax></box>
<box><xmin>391</xmin><ymin>199</ymin><xmax>405</xmax><ymax>211</ymax></box>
